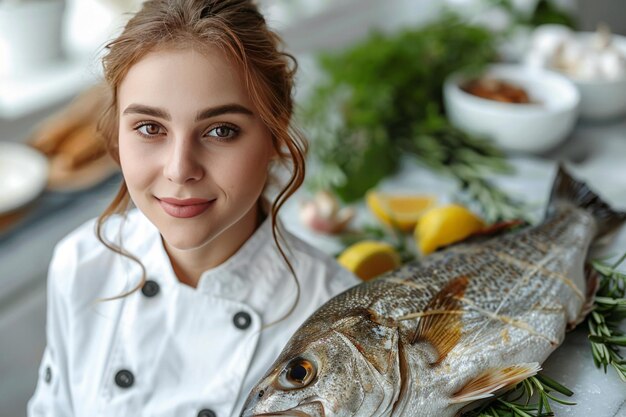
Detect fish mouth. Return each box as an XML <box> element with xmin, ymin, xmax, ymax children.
<box><xmin>248</xmin><ymin>400</ymin><xmax>325</xmax><ymax>417</ymax></box>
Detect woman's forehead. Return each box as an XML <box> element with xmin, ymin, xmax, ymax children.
<box><xmin>118</xmin><ymin>46</ymin><xmax>254</xmax><ymax>116</ymax></box>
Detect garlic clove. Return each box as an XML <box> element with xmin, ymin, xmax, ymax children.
<box><xmin>560</xmin><ymin>38</ymin><xmax>585</xmax><ymax>68</ymax></box>
<box><xmin>334</xmin><ymin>207</ymin><xmax>356</xmax><ymax>232</ymax></box>
<box><xmin>299</xmin><ymin>200</ymin><xmax>319</xmax><ymax>226</ymax></box>
<box><xmin>575</xmin><ymin>51</ymin><xmax>604</xmax><ymax>80</ymax></box>
<box><xmin>299</xmin><ymin>201</ymin><xmax>338</xmax><ymax>234</ymax></box>
<box><xmin>531</xmin><ymin>25</ymin><xmax>573</xmax><ymax>57</ymax></box>
<box><xmin>298</xmin><ymin>191</ymin><xmax>355</xmax><ymax>234</ymax></box>
<box><xmin>315</xmin><ymin>190</ymin><xmax>339</xmax><ymax>219</ymax></box>
<box><xmin>599</xmin><ymin>47</ymin><xmax>626</xmax><ymax>80</ymax></box>
<box><xmin>592</xmin><ymin>23</ymin><xmax>613</xmax><ymax>51</ymax></box>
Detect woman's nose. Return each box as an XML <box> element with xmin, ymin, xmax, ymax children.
<box><xmin>163</xmin><ymin>136</ymin><xmax>204</xmax><ymax>184</ymax></box>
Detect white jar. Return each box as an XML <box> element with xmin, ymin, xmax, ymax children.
<box><xmin>0</xmin><ymin>0</ymin><xmax>66</xmax><ymax>78</ymax></box>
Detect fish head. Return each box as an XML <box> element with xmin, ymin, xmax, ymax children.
<box><xmin>241</xmin><ymin>312</ymin><xmax>401</xmax><ymax>417</ymax></box>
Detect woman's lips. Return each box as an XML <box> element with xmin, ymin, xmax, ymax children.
<box><xmin>157</xmin><ymin>197</ymin><xmax>215</xmax><ymax>218</ymax></box>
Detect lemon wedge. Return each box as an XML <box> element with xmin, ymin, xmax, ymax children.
<box><xmin>366</xmin><ymin>191</ymin><xmax>437</xmax><ymax>232</ymax></box>
<box><xmin>415</xmin><ymin>204</ymin><xmax>485</xmax><ymax>255</ymax></box>
<box><xmin>337</xmin><ymin>240</ymin><xmax>402</xmax><ymax>281</ymax></box>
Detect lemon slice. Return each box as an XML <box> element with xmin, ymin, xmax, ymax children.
<box><xmin>415</xmin><ymin>204</ymin><xmax>485</xmax><ymax>255</ymax></box>
<box><xmin>337</xmin><ymin>240</ymin><xmax>401</xmax><ymax>281</ymax></box>
<box><xmin>366</xmin><ymin>191</ymin><xmax>437</xmax><ymax>232</ymax></box>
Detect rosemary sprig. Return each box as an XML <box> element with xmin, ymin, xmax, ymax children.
<box><xmin>462</xmin><ymin>373</ymin><xmax>575</xmax><ymax>417</ymax></box>
<box><xmin>587</xmin><ymin>252</ymin><xmax>626</xmax><ymax>382</ymax></box>
<box><xmin>407</xmin><ymin>120</ymin><xmax>529</xmax><ymax>224</ymax></box>
<box><xmin>458</xmin><ymin>176</ymin><xmax>531</xmax><ymax>224</ymax></box>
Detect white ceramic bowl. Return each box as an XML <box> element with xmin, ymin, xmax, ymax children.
<box><xmin>444</xmin><ymin>64</ymin><xmax>580</xmax><ymax>154</ymax></box>
<box><xmin>525</xmin><ymin>26</ymin><xmax>626</xmax><ymax>121</ymax></box>
<box><xmin>557</xmin><ymin>32</ymin><xmax>626</xmax><ymax>121</ymax></box>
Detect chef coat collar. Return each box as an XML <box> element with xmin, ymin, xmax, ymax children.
<box><xmin>137</xmin><ymin>208</ymin><xmax>290</xmax><ymax>301</ymax></box>
<box><xmin>194</xmin><ymin>213</ymin><xmax>274</xmax><ymax>294</ymax></box>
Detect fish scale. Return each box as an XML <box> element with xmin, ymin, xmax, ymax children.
<box><xmin>241</xmin><ymin>167</ymin><xmax>626</xmax><ymax>417</ymax></box>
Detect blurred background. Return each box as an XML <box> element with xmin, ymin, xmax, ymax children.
<box><xmin>1</xmin><ymin>1</ymin><xmax>625</xmax><ymax>416</ymax></box>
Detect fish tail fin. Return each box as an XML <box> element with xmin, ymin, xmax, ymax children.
<box><xmin>548</xmin><ymin>164</ymin><xmax>626</xmax><ymax>238</ymax></box>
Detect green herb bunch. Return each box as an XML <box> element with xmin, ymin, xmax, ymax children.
<box><xmin>462</xmin><ymin>373</ymin><xmax>575</xmax><ymax>417</ymax></box>
<box><xmin>588</xmin><ymin>252</ymin><xmax>626</xmax><ymax>381</ymax></box>
<box><xmin>302</xmin><ymin>13</ymin><xmax>526</xmax><ymax>222</ymax></box>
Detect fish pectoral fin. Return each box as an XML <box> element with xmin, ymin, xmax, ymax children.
<box><xmin>411</xmin><ymin>276</ymin><xmax>468</xmax><ymax>364</ymax></box>
<box><xmin>450</xmin><ymin>362</ymin><xmax>541</xmax><ymax>404</ymax></box>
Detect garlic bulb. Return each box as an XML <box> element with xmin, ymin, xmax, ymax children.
<box><xmin>527</xmin><ymin>24</ymin><xmax>626</xmax><ymax>81</ymax></box>
<box><xmin>530</xmin><ymin>24</ymin><xmax>573</xmax><ymax>57</ymax></box>
<box><xmin>574</xmin><ymin>51</ymin><xmax>603</xmax><ymax>80</ymax></box>
<box><xmin>299</xmin><ymin>191</ymin><xmax>355</xmax><ymax>234</ymax></box>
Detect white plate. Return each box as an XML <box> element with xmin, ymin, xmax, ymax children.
<box><xmin>0</xmin><ymin>141</ymin><xmax>49</xmax><ymax>214</ymax></box>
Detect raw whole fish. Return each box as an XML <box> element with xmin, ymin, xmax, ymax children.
<box><xmin>241</xmin><ymin>167</ymin><xmax>625</xmax><ymax>417</ymax></box>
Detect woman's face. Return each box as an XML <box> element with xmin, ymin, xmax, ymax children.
<box><xmin>117</xmin><ymin>47</ymin><xmax>275</xmax><ymax>252</ymax></box>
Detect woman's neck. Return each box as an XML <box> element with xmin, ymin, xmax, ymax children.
<box><xmin>164</xmin><ymin>202</ymin><xmax>267</xmax><ymax>288</ymax></box>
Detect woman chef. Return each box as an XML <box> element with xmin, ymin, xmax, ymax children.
<box><xmin>27</xmin><ymin>1</ymin><xmax>359</xmax><ymax>416</ymax></box>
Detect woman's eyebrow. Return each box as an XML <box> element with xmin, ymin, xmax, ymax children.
<box><xmin>196</xmin><ymin>104</ymin><xmax>254</xmax><ymax>121</ymax></box>
<box><xmin>123</xmin><ymin>104</ymin><xmax>170</xmax><ymax>119</ymax></box>
<box><xmin>122</xmin><ymin>103</ymin><xmax>254</xmax><ymax>121</ymax></box>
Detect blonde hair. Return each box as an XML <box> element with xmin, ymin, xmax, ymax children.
<box><xmin>95</xmin><ymin>0</ymin><xmax>307</xmax><ymax>318</ymax></box>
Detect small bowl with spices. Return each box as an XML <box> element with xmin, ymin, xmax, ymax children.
<box><xmin>443</xmin><ymin>63</ymin><xmax>580</xmax><ymax>154</ymax></box>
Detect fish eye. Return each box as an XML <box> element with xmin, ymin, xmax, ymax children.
<box><xmin>277</xmin><ymin>357</ymin><xmax>317</xmax><ymax>390</ymax></box>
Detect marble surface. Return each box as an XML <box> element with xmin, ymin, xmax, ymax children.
<box><xmin>280</xmin><ymin>117</ymin><xmax>626</xmax><ymax>416</ymax></box>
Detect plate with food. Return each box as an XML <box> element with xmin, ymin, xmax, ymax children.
<box><xmin>0</xmin><ymin>141</ymin><xmax>49</xmax><ymax>214</ymax></box>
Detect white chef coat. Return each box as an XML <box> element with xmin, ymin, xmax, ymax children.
<box><xmin>27</xmin><ymin>208</ymin><xmax>359</xmax><ymax>417</ymax></box>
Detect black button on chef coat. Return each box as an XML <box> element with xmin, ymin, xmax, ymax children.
<box><xmin>141</xmin><ymin>280</ymin><xmax>160</xmax><ymax>297</ymax></box>
<box><xmin>233</xmin><ymin>311</ymin><xmax>252</xmax><ymax>329</ymax></box>
<box><xmin>198</xmin><ymin>409</ymin><xmax>217</xmax><ymax>417</ymax></box>
<box><xmin>114</xmin><ymin>369</ymin><xmax>134</xmax><ymax>388</ymax></box>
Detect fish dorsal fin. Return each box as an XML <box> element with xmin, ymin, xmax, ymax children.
<box><xmin>471</xmin><ymin>219</ymin><xmax>527</xmax><ymax>238</ymax></box>
<box><xmin>450</xmin><ymin>363</ymin><xmax>541</xmax><ymax>404</ymax></box>
<box><xmin>411</xmin><ymin>276</ymin><xmax>469</xmax><ymax>364</ymax></box>
<box><xmin>438</xmin><ymin>220</ymin><xmax>527</xmax><ymax>251</ymax></box>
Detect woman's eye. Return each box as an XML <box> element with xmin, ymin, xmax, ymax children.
<box><xmin>136</xmin><ymin>123</ymin><xmax>162</xmax><ymax>137</ymax></box>
<box><xmin>207</xmin><ymin>125</ymin><xmax>238</xmax><ymax>140</ymax></box>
